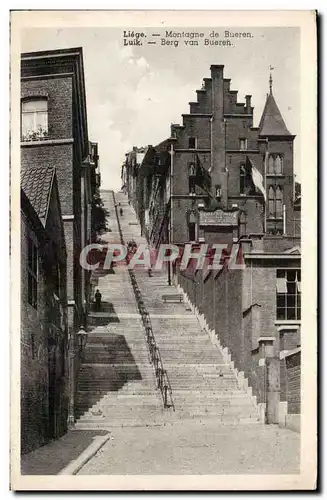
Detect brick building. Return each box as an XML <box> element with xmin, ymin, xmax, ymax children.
<box><xmin>123</xmin><ymin>65</ymin><xmax>301</xmax><ymax>429</ymax></box>
<box><xmin>21</xmin><ymin>48</ymin><xmax>100</xmax><ymax>436</ymax></box>
<box><xmin>21</xmin><ymin>167</ymin><xmax>67</xmax><ymax>454</ymax></box>
<box><xmin>21</xmin><ymin>47</ymin><xmax>98</xmax><ymax>348</ymax></box>
<box><xmin>123</xmin><ymin>65</ymin><xmax>300</xmax><ymax>245</ymax></box>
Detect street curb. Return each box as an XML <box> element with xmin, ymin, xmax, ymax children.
<box><xmin>58</xmin><ymin>433</ymin><xmax>111</xmax><ymax>475</ymax></box>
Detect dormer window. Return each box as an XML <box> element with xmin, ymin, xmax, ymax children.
<box><xmin>21</xmin><ymin>98</ymin><xmax>48</xmax><ymax>142</ymax></box>
<box><xmin>188</xmin><ymin>137</ymin><xmax>197</xmax><ymax>149</ymax></box>
<box><xmin>239</xmin><ymin>138</ymin><xmax>247</xmax><ymax>151</ymax></box>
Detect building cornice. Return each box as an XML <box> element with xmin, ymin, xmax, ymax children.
<box><xmin>224</xmin><ymin>114</ymin><xmax>253</xmax><ymax>118</ymax></box>
<box><xmin>171</xmin><ymin>194</ymin><xmax>206</xmax><ymax>199</ymax></box>
<box><xmin>244</xmin><ymin>253</ymin><xmax>301</xmax><ymax>260</ymax></box>
<box><xmin>21</xmin><ymin>72</ymin><xmax>74</xmax><ymax>81</ymax></box>
<box><xmin>259</xmin><ymin>134</ymin><xmax>296</xmax><ymax>141</ymax></box>
<box><xmin>174</xmin><ymin>149</ymin><xmax>211</xmax><ymax>153</ymax></box>
<box><xmin>226</xmin><ymin>150</ymin><xmax>260</xmax><ymax>154</ymax></box>
<box><xmin>21</xmin><ymin>138</ymin><xmax>74</xmax><ymax>147</ymax></box>
<box><xmin>182</xmin><ymin>113</ymin><xmax>212</xmax><ymax>118</ymax></box>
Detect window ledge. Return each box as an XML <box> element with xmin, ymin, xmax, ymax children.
<box><xmin>21</xmin><ymin>138</ymin><xmax>74</xmax><ymax>147</ymax></box>
<box><xmin>275</xmin><ymin>320</ymin><xmax>301</xmax><ymax>325</ymax></box>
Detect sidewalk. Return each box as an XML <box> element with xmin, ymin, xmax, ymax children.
<box><xmin>20</xmin><ymin>429</ymin><xmax>110</xmax><ymax>475</ymax></box>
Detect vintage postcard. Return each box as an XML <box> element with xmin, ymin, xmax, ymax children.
<box><xmin>10</xmin><ymin>10</ymin><xmax>317</xmax><ymax>490</ymax></box>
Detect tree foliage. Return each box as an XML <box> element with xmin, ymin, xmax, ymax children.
<box><xmin>91</xmin><ymin>188</ymin><xmax>109</xmax><ymax>242</ymax></box>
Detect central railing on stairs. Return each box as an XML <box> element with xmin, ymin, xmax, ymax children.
<box><xmin>112</xmin><ymin>191</ymin><xmax>175</xmax><ymax>410</ymax></box>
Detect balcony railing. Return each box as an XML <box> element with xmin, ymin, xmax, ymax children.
<box><xmin>112</xmin><ymin>191</ymin><xmax>174</xmax><ymax>410</ymax></box>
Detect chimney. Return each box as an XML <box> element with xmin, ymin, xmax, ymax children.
<box><xmin>245</xmin><ymin>95</ymin><xmax>252</xmax><ymax>114</ymax></box>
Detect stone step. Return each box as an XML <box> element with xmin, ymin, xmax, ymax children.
<box><xmin>82</xmin><ymin>354</ymin><xmax>151</xmax><ymax>364</ymax></box>
<box><xmin>74</xmin><ymin>419</ymin><xmax>166</xmax><ymax>429</ymax></box>
<box><xmin>74</xmin><ymin>415</ymin><xmax>259</xmax><ymax>429</ymax></box>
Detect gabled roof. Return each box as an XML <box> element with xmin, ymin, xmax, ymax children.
<box><xmin>21</xmin><ymin>166</ymin><xmax>55</xmax><ymax>226</ymax></box>
<box><xmin>259</xmin><ymin>92</ymin><xmax>291</xmax><ymax>137</ymax></box>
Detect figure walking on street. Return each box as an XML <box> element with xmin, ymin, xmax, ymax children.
<box><xmin>119</xmin><ymin>207</ymin><xmax>124</xmax><ymax>216</ymax></box>
<box><xmin>95</xmin><ymin>289</ymin><xmax>102</xmax><ymax>311</ymax></box>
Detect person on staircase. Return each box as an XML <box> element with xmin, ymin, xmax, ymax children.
<box><xmin>94</xmin><ymin>289</ymin><xmax>102</xmax><ymax>311</ymax></box>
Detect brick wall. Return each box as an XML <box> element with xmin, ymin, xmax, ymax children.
<box><xmin>21</xmin><ymin>206</ymin><xmax>68</xmax><ymax>454</ymax></box>
<box><xmin>21</xmin><ymin>77</ymin><xmax>73</xmax><ymax>140</ymax></box>
<box><xmin>21</xmin><ymin>74</ymin><xmax>86</xmax><ymax>332</ymax></box>
<box><xmin>280</xmin><ymin>350</ymin><xmax>301</xmax><ymax>414</ymax></box>
<box><xmin>21</xmin><ymin>215</ymin><xmax>49</xmax><ymax>454</ymax></box>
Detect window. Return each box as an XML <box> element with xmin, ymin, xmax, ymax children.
<box><xmin>267</xmin><ymin>185</ymin><xmax>283</xmax><ymax>219</ymax></box>
<box><xmin>21</xmin><ymin>98</ymin><xmax>48</xmax><ymax>141</ymax></box>
<box><xmin>188</xmin><ymin>223</ymin><xmax>196</xmax><ymax>241</ymax></box>
<box><xmin>239</xmin><ymin>138</ymin><xmax>247</xmax><ymax>151</ymax></box>
<box><xmin>188</xmin><ymin>137</ymin><xmax>196</xmax><ymax>149</ymax></box>
<box><xmin>267</xmin><ymin>154</ymin><xmax>283</xmax><ymax>175</ymax></box>
<box><xmin>188</xmin><ymin>211</ymin><xmax>197</xmax><ymax>241</ymax></box>
<box><xmin>240</xmin><ymin>164</ymin><xmax>246</xmax><ymax>194</ymax></box>
<box><xmin>267</xmin><ymin>184</ymin><xmax>284</xmax><ymax>234</ymax></box>
<box><xmin>240</xmin><ymin>163</ymin><xmax>255</xmax><ymax>196</ymax></box>
<box><xmin>215</xmin><ymin>185</ymin><xmax>221</xmax><ymax>199</ymax></box>
<box><xmin>188</xmin><ymin>162</ymin><xmax>196</xmax><ymax>195</ymax></box>
<box><xmin>239</xmin><ymin>211</ymin><xmax>247</xmax><ymax>236</ymax></box>
<box><xmin>276</xmin><ymin>269</ymin><xmax>301</xmax><ymax>320</ymax></box>
<box><xmin>189</xmin><ymin>178</ymin><xmax>196</xmax><ymax>195</ymax></box>
<box><xmin>188</xmin><ymin>162</ymin><xmax>196</xmax><ymax>177</ymax></box>
<box><xmin>27</xmin><ymin>237</ymin><xmax>38</xmax><ymax>308</ymax></box>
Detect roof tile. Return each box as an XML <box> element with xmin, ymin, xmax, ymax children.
<box><xmin>21</xmin><ymin>166</ymin><xmax>55</xmax><ymax>224</ymax></box>
<box><xmin>259</xmin><ymin>93</ymin><xmax>291</xmax><ymax>136</ymax></box>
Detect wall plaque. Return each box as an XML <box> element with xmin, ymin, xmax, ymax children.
<box><xmin>199</xmin><ymin>209</ymin><xmax>238</xmax><ymax>227</ymax></box>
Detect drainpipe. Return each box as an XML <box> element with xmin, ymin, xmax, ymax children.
<box><xmin>67</xmin><ymin>334</ymin><xmax>76</xmax><ymax>428</ymax></box>
<box><xmin>283</xmin><ymin>204</ymin><xmax>286</xmax><ymax>235</ymax></box>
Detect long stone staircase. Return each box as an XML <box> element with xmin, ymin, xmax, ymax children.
<box><xmin>75</xmin><ymin>190</ymin><xmax>260</xmax><ymax>429</ymax></box>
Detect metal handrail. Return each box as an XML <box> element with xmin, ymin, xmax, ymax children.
<box><xmin>112</xmin><ymin>191</ymin><xmax>174</xmax><ymax>410</ymax></box>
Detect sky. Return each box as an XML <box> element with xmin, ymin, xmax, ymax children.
<box><xmin>21</xmin><ymin>27</ymin><xmax>300</xmax><ymax>191</ymax></box>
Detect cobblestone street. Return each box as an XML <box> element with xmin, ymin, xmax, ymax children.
<box><xmin>78</xmin><ymin>421</ymin><xmax>300</xmax><ymax>475</ymax></box>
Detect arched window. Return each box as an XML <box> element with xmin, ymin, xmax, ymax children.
<box><xmin>268</xmin><ymin>186</ymin><xmax>275</xmax><ymax>218</ymax></box>
<box><xmin>268</xmin><ymin>155</ymin><xmax>275</xmax><ymax>174</ymax></box>
<box><xmin>275</xmin><ymin>186</ymin><xmax>283</xmax><ymax>218</ymax></box>
<box><xmin>267</xmin><ymin>184</ymin><xmax>284</xmax><ymax>234</ymax></box>
<box><xmin>267</xmin><ymin>154</ymin><xmax>283</xmax><ymax>175</ymax></box>
<box><xmin>188</xmin><ymin>162</ymin><xmax>196</xmax><ymax>195</ymax></box>
<box><xmin>267</xmin><ymin>185</ymin><xmax>283</xmax><ymax>219</ymax></box>
<box><xmin>21</xmin><ymin>98</ymin><xmax>48</xmax><ymax>141</ymax></box>
<box><xmin>188</xmin><ymin>162</ymin><xmax>196</xmax><ymax>177</ymax></box>
<box><xmin>275</xmin><ymin>155</ymin><xmax>283</xmax><ymax>174</ymax></box>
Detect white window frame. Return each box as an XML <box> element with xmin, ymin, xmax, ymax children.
<box><xmin>21</xmin><ymin>98</ymin><xmax>48</xmax><ymax>141</ymax></box>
